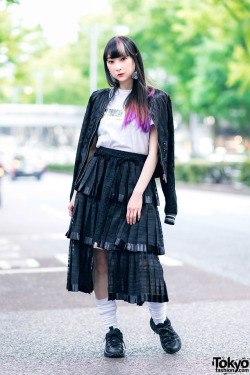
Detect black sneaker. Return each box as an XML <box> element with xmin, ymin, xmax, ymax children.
<box><xmin>150</xmin><ymin>316</ymin><xmax>181</xmax><ymax>354</ymax></box>
<box><xmin>103</xmin><ymin>326</ymin><xmax>126</xmax><ymax>358</ymax></box>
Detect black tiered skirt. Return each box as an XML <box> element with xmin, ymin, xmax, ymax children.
<box><xmin>65</xmin><ymin>146</ymin><xmax>169</xmax><ymax>306</ymax></box>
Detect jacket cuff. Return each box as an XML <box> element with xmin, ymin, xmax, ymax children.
<box><xmin>164</xmin><ymin>214</ymin><xmax>176</xmax><ymax>225</ymax></box>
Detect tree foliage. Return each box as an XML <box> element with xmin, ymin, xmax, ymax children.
<box><xmin>0</xmin><ymin>0</ymin><xmax>249</xmax><ymax>134</ymax></box>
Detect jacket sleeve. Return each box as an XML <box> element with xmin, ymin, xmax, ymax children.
<box><xmin>160</xmin><ymin>94</ymin><xmax>178</xmax><ymax>225</ymax></box>
<box><xmin>69</xmin><ymin>93</ymin><xmax>93</xmax><ymax>201</ymax></box>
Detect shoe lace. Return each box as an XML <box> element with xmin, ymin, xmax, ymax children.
<box><xmin>103</xmin><ymin>332</ymin><xmax>127</xmax><ymax>349</ymax></box>
<box><xmin>158</xmin><ymin>325</ymin><xmax>178</xmax><ymax>344</ymax></box>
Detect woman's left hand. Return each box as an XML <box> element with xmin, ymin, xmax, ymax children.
<box><xmin>126</xmin><ymin>191</ymin><xmax>142</xmax><ymax>225</ymax></box>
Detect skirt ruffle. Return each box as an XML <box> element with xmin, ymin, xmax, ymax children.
<box><xmin>65</xmin><ymin>191</ymin><xmax>165</xmax><ymax>255</ymax></box>
<box><xmin>65</xmin><ymin>147</ymin><xmax>164</xmax><ymax>255</ymax></box>
<box><xmin>65</xmin><ymin>146</ymin><xmax>168</xmax><ymax>306</ymax></box>
<box><xmin>108</xmin><ymin>250</ymin><xmax>169</xmax><ymax>304</ymax></box>
<box><xmin>77</xmin><ymin>150</ymin><xmax>160</xmax><ymax>206</ymax></box>
<box><xmin>66</xmin><ymin>241</ymin><xmax>169</xmax><ymax>306</ymax></box>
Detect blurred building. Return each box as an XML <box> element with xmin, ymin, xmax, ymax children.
<box><xmin>0</xmin><ymin>103</ymin><xmax>87</xmax><ymax>166</ymax></box>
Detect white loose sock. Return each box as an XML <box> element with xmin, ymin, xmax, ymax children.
<box><xmin>146</xmin><ymin>301</ymin><xmax>167</xmax><ymax>325</ymax></box>
<box><xmin>95</xmin><ymin>296</ymin><xmax>119</xmax><ymax>333</ymax></box>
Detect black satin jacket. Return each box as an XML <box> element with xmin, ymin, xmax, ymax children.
<box><xmin>69</xmin><ymin>87</ymin><xmax>177</xmax><ymax>225</ymax></box>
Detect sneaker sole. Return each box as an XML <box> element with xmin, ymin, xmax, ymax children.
<box><xmin>160</xmin><ymin>342</ymin><xmax>181</xmax><ymax>354</ymax></box>
<box><xmin>104</xmin><ymin>350</ymin><xmax>125</xmax><ymax>358</ymax></box>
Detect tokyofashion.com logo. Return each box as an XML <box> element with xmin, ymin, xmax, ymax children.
<box><xmin>212</xmin><ymin>357</ymin><xmax>249</xmax><ymax>373</ymax></box>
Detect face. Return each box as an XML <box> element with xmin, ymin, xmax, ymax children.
<box><xmin>106</xmin><ymin>55</ymin><xmax>135</xmax><ymax>84</ymax></box>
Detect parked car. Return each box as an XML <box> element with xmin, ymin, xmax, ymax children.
<box><xmin>9</xmin><ymin>153</ymin><xmax>47</xmax><ymax>180</ymax></box>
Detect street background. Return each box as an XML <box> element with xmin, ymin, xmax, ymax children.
<box><xmin>0</xmin><ymin>172</ymin><xmax>249</xmax><ymax>374</ymax></box>
<box><xmin>0</xmin><ymin>0</ymin><xmax>250</xmax><ymax>374</ymax></box>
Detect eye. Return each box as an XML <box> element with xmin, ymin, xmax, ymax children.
<box><xmin>122</xmin><ymin>57</ymin><xmax>127</xmax><ymax>60</ymax></box>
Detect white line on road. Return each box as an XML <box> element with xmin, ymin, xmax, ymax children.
<box><xmin>25</xmin><ymin>258</ymin><xmax>40</xmax><ymax>268</ymax></box>
<box><xmin>0</xmin><ymin>255</ymin><xmax>183</xmax><ymax>275</ymax></box>
<box><xmin>55</xmin><ymin>254</ymin><xmax>183</xmax><ymax>267</ymax></box>
<box><xmin>40</xmin><ymin>204</ymin><xmax>69</xmax><ymax>221</ymax></box>
<box><xmin>55</xmin><ymin>253</ymin><xmax>68</xmax><ymax>265</ymax></box>
<box><xmin>160</xmin><ymin>256</ymin><xmax>183</xmax><ymax>266</ymax></box>
<box><xmin>0</xmin><ymin>258</ymin><xmax>40</xmax><ymax>270</ymax></box>
<box><xmin>0</xmin><ymin>261</ymin><xmax>11</xmax><ymax>269</ymax></box>
<box><xmin>4</xmin><ymin>233</ymin><xmax>66</xmax><ymax>241</ymax></box>
<box><xmin>0</xmin><ymin>266</ymin><xmax>67</xmax><ymax>275</ymax></box>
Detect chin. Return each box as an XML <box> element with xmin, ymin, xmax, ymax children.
<box><xmin>118</xmin><ymin>77</ymin><xmax>131</xmax><ymax>83</ymax></box>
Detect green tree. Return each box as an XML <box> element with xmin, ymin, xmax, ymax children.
<box><xmin>0</xmin><ymin>0</ymin><xmax>49</xmax><ymax>103</ymax></box>
<box><xmin>109</xmin><ymin>0</ymin><xmax>250</xmax><ymax>135</ymax></box>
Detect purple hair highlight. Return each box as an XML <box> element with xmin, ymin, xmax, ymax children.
<box><xmin>121</xmin><ymin>87</ymin><xmax>156</xmax><ymax>133</ymax></box>
<box><xmin>147</xmin><ymin>87</ymin><xmax>155</xmax><ymax>98</ymax></box>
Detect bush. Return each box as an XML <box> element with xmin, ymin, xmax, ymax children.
<box><xmin>47</xmin><ymin>164</ymin><xmax>74</xmax><ymax>173</ymax></box>
<box><xmin>47</xmin><ymin>159</ymin><xmax>250</xmax><ymax>187</ymax></box>
<box><xmin>188</xmin><ymin>163</ymin><xmax>210</xmax><ymax>183</ymax></box>
<box><xmin>238</xmin><ymin>159</ymin><xmax>250</xmax><ymax>186</ymax></box>
<box><xmin>175</xmin><ymin>160</ymin><xmax>241</xmax><ymax>184</ymax></box>
<box><xmin>175</xmin><ymin>163</ymin><xmax>190</xmax><ymax>182</ymax></box>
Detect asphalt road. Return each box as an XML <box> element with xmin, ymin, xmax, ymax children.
<box><xmin>0</xmin><ymin>171</ymin><xmax>249</xmax><ymax>375</ymax></box>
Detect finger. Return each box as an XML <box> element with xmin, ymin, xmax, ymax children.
<box><xmin>127</xmin><ymin>208</ymin><xmax>130</xmax><ymax>224</ymax></box>
<box><xmin>131</xmin><ymin>210</ymin><xmax>136</xmax><ymax>225</ymax></box>
<box><xmin>127</xmin><ymin>206</ymin><xmax>131</xmax><ymax>224</ymax></box>
<box><xmin>128</xmin><ymin>210</ymin><xmax>131</xmax><ymax>225</ymax></box>
<box><xmin>133</xmin><ymin>212</ymin><xmax>136</xmax><ymax>224</ymax></box>
<box><xmin>129</xmin><ymin>211</ymin><xmax>134</xmax><ymax>225</ymax></box>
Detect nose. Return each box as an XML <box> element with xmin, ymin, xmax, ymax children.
<box><xmin>115</xmin><ymin>62</ymin><xmax>122</xmax><ymax>71</ymax></box>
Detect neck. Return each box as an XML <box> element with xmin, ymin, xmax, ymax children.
<box><xmin>118</xmin><ymin>87</ymin><xmax>132</xmax><ymax>91</ymax></box>
<box><xmin>118</xmin><ymin>79</ymin><xmax>133</xmax><ymax>90</ymax></box>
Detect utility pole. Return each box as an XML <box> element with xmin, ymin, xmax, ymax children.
<box><xmin>89</xmin><ymin>25</ymin><xmax>99</xmax><ymax>95</ymax></box>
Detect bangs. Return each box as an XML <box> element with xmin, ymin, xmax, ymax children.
<box><xmin>105</xmin><ymin>37</ymin><xmax>129</xmax><ymax>60</ymax></box>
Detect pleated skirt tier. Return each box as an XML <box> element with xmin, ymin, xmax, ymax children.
<box><xmin>65</xmin><ymin>146</ymin><xmax>169</xmax><ymax>306</ymax></box>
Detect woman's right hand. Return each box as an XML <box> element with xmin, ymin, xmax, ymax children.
<box><xmin>68</xmin><ymin>190</ymin><xmax>77</xmax><ymax>217</ymax></box>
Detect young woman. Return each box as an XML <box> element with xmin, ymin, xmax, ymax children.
<box><xmin>65</xmin><ymin>36</ymin><xmax>181</xmax><ymax>358</ymax></box>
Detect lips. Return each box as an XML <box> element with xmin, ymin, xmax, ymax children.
<box><xmin>118</xmin><ymin>73</ymin><xmax>124</xmax><ymax>76</ymax></box>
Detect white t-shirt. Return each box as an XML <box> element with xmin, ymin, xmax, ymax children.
<box><xmin>96</xmin><ymin>88</ymin><xmax>154</xmax><ymax>155</ymax></box>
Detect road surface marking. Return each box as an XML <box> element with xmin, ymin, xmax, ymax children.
<box><xmin>0</xmin><ymin>258</ymin><xmax>40</xmax><ymax>270</ymax></box>
<box><xmin>55</xmin><ymin>253</ymin><xmax>68</xmax><ymax>265</ymax></box>
<box><xmin>17</xmin><ymin>233</ymin><xmax>66</xmax><ymax>240</ymax></box>
<box><xmin>160</xmin><ymin>256</ymin><xmax>183</xmax><ymax>266</ymax></box>
<box><xmin>0</xmin><ymin>256</ymin><xmax>183</xmax><ymax>275</ymax></box>
<box><xmin>0</xmin><ymin>261</ymin><xmax>11</xmax><ymax>269</ymax></box>
<box><xmin>25</xmin><ymin>258</ymin><xmax>40</xmax><ymax>267</ymax></box>
<box><xmin>40</xmin><ymin>204</ymin><xmax>69</xmax><ymax>220</ymax></box>
<box><xmin>0</xmin><ymin>266</ymin><xmax>67</xmax><ymax>275</ymax></box>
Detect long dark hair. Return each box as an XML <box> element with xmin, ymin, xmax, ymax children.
<box><xmin>103</xmin><ymin>36</ymin><xmax>155</xmax><ymax>133</ymax></box>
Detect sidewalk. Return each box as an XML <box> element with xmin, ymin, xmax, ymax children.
<box><xmin>176</xmin><ymin>181</ymin><xmax>250</xmax><ymax>196</ymax></box>
<box><xmin>1</xmin><ymin>300</ymin><xmax>249</xmax><ymax>375</ymax></box>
